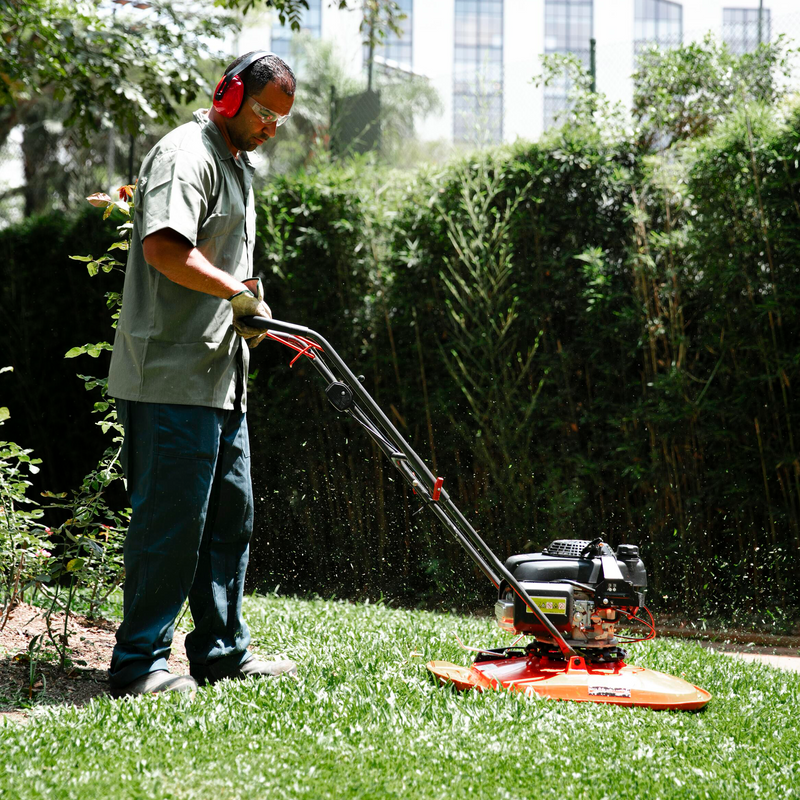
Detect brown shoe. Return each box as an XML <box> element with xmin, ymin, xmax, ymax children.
<box><xmin>191</xmin><ymin>655</ymin><xmax>297</xmax><ymax>686</ymax></box>
<box><xmin>110</xmin><ymin>670</ymin><xmax>198</xmax><ymax>699</ymax></box>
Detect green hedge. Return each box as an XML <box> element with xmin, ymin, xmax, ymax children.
<box><xmin>0</xmin><ymin>207</ymin><xmax>121</xmax><ymax>493</ymax></box>
<box><xmin>247</xmin><ymin>108</ymin><xmax>800</xmax><ymax>619</ymax></box>
<box><xmin>3</xmin><ymin>105</ymin><xmax>798</xmax><ymax>619</ymax></box>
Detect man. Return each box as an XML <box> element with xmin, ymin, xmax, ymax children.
<box><xmin>106</xmin><ymin>52</ymin><xmax>297</xmax><ymax>697</ymax></box>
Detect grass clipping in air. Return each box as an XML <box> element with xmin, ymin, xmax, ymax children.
<box><xmin>1</xmin><ymin>595</ymin><xmax>798</xmax><ymax>799</ymax></box>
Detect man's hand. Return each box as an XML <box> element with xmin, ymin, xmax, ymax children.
<box><xmin>229</xmin><ymin>277</ymin><xmax>272</xmax><ymax>348</ymax></box>
<box><xmin>141</xmin><ymin>230</ymin><xmax>274</xmax><ymax>348</ymax></box>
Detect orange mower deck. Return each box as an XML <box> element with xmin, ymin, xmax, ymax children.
<box><xmin>428</xmin><ymin>655</ymin><xmax>711</xmax><ymax>711</ymax></box>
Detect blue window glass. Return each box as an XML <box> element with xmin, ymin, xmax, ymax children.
<box><xmin>543</xmin><ymin>0</ymin><xmax>593</xmax><ymax>130</ymax></box>
<box><xmin>271</xmin><ymin>0</ymin><xmax>322</xmax><ymax>61</ymax></box>
<box><xmin>453</xmin><ymin>0</ymin><xmax>504</xmax><ymax>145</ymax></box>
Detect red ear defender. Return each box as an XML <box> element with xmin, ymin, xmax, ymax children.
<box><xmin>212</xmin><ymin>50</ymin><xmax>275</xmax><ymax>119</ymax></box>
<box><xmin>213</xmin><ymin>73</ymin><xmax>245</xmax><ymax>118</ymax></box>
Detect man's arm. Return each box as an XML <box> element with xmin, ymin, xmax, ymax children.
<box><xmin>143</xmin><ymin>228</ymin><xmax>272</xmax><ymax>342</ymax></box>
<box><xmin>142</xmin><ymin>228</ymin><xmax>247</xmax><ymax>298</ymax></box>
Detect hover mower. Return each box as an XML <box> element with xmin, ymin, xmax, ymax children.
<box><xmin>245</xmin><ymin>317</ymin><xmax>711</xmax><ymax>711</ymax></box>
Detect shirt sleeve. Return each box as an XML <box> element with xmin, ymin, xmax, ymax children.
<box><xmin>140</xmin><ymin>148</ymin><xmax>212</xmax><ymax>247</ymax></box>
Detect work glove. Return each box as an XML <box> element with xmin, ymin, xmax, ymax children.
<box><xmin>229</xmin><ymin>277</ymin><xmax>272</xmax><ymax>348</ymax></box>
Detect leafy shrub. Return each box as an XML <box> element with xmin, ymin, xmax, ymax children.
<box><xmin>247</xmin><ymin>99</ymin><xmax>800</xmax><ymax>620</ymax></box>
<box><xmin>0</xmin><ymin>189</ymin><xmax>132</xmax><ymax>668</ymax></box>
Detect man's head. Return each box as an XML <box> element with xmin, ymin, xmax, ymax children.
<box><xmin>212</xmin><ymin>52</ymin><xmax>296</xmax><ymax>154</ymax></box>
<box><xmin>225</xmin><ymin>52</ymin><xmax>296</xmax><ymax>100</ymax></box>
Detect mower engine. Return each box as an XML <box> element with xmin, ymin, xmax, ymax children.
<box><xmin>494</xmin><ymin>538</ymin><xmax>647</xmax><ymax>660</ymax></box>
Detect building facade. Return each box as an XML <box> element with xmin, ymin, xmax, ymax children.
<box><xmin>252</xmin><ymin>0</ymin><xmax>798</xmax><ymax>146</ymax></box>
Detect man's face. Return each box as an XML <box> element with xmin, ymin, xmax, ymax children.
<box><xmin>227</xmin><ymin>80</ymin><xmax>294</xmax><ymax>152</ymax></box>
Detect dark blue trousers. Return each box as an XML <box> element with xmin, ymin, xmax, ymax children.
<box><xmin>109</xmin><ymin>400</ymin><xmax>253</xmax><ymax>688</ymax></box>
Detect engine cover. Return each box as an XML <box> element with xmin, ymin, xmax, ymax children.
<box><xmin>494</xmin><ymin>539</ymin><xmax>647</xmax><ymax>646</ymax></box>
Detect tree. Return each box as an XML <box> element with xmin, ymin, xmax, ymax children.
<box><xmin>0</xmin><ymin>0</ymin><xmax>234</xmax><ymax>147</ymax></box>
<box><xmin>1</xmin><ymin>0</ymin><xmax>233</xmax><ymax>215</ymax></box>
<box><xmin>258</xmin><ymin>33</ymin><xmax>440</xmax><ymax>172</ymax></box>
<box><xmin>215</xmin><ymin>0</ymin><xmax>406</xmax><ymax>58</ymax></box>
<box><xmin>632</xmin><ymin>34</ymin><xmax>794</xmax><ymax>149</ymax></box>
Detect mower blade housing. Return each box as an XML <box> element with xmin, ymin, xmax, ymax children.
<box><xmin>427</xmin><ymin>655</ymin><xmax>711</xmax><ymax>710</ymax></box>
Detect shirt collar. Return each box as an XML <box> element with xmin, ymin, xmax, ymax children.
<box><xmin>193</xmin><ymin>108</ymin><xmax>257</xmax><ymax>169</ymax></box>
<box><xmin>194</xmin><ymin>109</ymin><xmax>233</xmax><ymax>161</ymax></box>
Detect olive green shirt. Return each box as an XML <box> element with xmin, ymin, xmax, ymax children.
<box><xmin>108</xmin><ymin>110</ymin><xmax>256</xmax><ymax>411</ymax></box>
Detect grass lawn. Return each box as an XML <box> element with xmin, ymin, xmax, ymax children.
<box><xmin>1</xmin><ymin>594</ymin><xmax>798</xmax><ymax>799</ymax></box>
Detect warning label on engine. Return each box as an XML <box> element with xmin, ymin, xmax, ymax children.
<box><xmin>588</xmin><ymin>686</ymin><xmax>632</xmax><ymax>698</ymax></box>
<box><xmin>530</xmin><ymin>597</ymin><xmax>568</xmax><ymax>615</ymax></box>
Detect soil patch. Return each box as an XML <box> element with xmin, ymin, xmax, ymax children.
<box><xmin>0</xmin><ymin>603</ymin><xmax>188</xmax><ymax>723</ymax></box>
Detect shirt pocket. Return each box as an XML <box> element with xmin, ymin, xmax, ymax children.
<box><xmin>199</xmin><ymin>208</ymin><xmax>237</xmax><ymax>240</ymax></box>
<box><xmin>199</xmin><ymin>176</ymin><xmax>246</xmax><ymax>241</ymax></box>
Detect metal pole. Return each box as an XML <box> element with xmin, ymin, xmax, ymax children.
<box><xmin>590</xmin><ymin>38</ymin><xmax>596</xmax><ymax>93</ymax></box>
<box><xmin>758</xmin><ymin>0</ymin><xmax>764</xmax><ymax>46</ymax></box>
<box><xmin>329</xmin><ymin>84</ymin><xmax>336</xmax><ymax>154</ymax></box>
<box><xmin>366</xmin><ymin>3</ymin><xmax>376</xmax><ymax>92</ymax></box>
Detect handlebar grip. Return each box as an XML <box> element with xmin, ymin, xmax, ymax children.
<box><xmin>239</xmin><ymin>315</ymin><xmax>272</xmax><ymax>330</ymax></box>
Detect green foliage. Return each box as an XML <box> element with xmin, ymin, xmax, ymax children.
<box><xmin>435</xmin><ymin>157</ymin><xmax>543</xmax><ymax>528</ymax></box>
<box><xmin>3</xmin><ymin>36</ymin><xmax>800</xmax><ymax>621</ymax></box>
<box><xmin>260</xmin><ymin>36</ymin><xmax>363</xmax><ymax>173</ymax></box>
<box><xmin>632</xmin><ymin>34</ymin><xmax>794</xmax><ymax>149</ymax></box>
<box><xmin>0</xmin><ymin>206</ymin><xmax>122</xmax><ymax>492</ymax></box>
<box><xmin>0</xmin><ymin>402</ymin><xmax>48</xmax><ymax>632</ymax></box>
<box><xmin>0</xmin><ymin>185</ymin><xmax>132</xmax><ymax>668</ymax></box>
<box><xmin>1</xmin><ymin>0</ymin><xmax>231</xmax><ymax>217</ymax></box>
<box><xmin>32</xmin><ymin>432</ymin><xmax>129</xmax><ymax>667</ymax></box>
<box><xmin>0</xmin><ymin>0</ymin><xmax>233</xmax><ymax>143</ymax></box>
<box><xmin>216</xmin><ymin>0</ymin><xmax>407</xmax><ymax>52</ymax></box>
<box><xmin>262</xmin><ymin>34</ymin><xmax>442</xmax><ymax>173</ymax></box>
<box><xmin>247</xmin><ymin>76</ymin><xmax>800</xmax><ymax>617</ymax></box>
<box><xmin>217</xmin><ymin>0</ymin><xmax>348</xmax><ymax>26</ymax></box>
<box><xmin>0</xmin><ymin>594</ymin><xmax>798</xmax><ymax>798</ymax></box>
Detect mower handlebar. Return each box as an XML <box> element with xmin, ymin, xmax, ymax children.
<box><xmin>244</xmin><ymin>314</ymin><xmax>578</xmax><ymax>658</ymax></box>
<box><xmin>239</xmin><ymin>314</ymin><xmax>271</xmax><ymax>330</ymax></box>
<box><xmin>239</xmin><ymin>315</ymin><xmax>316</xmax><ymax>337</ymax></box>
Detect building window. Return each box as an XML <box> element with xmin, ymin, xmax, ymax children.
<box><xmin>723</xmin><ymin>7</ymin><xmax>770</xmax><ymax>55</ymax></box>
<box><xmin>543</xmin><ymin>0</ymin><xmax>593</xmax><ymax>130</ymax></box>
<box><xmin>453</xmin><ymin>0</ymin><xmax>504</xmax><ymax>146</ymax></box>
<box><xmin>375</xmin><ymin>0</ymin><xmax>413</xmax><ymax>70</ymax></box>
<box><xmin>270</xmin><ymin>0</ymin><xmax>322</xmax><ymax>62</ymax></box>
<box><xmin>634</xmin><ymin>0</ymin><xmax>682</xmax><ymax>54</ymax></box>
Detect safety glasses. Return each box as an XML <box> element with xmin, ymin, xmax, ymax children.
<box><xmin>247</xmin><ymin>96</ymin><xmax>291</xmax><ymax>127</ymax></box>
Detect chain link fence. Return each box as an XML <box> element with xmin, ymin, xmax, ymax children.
<box><xmin>564</xmin><ymin>9</ymin><xmax>800</xmax><ymax>131</ymax></box>
<box><xmin>262</xmin><ymin>9</ymin><xmax>800</xmax><ymax>172</ymax></box>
